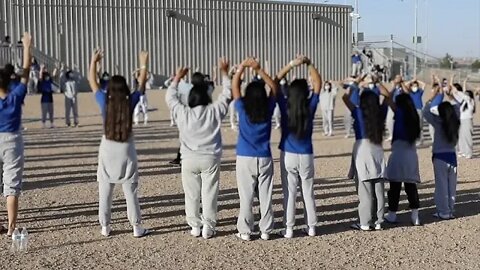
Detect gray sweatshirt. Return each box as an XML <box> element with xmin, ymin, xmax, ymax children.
<box><xmin>423</xmin><ymin>101</ymin><xmax>459</xmax><ymax>154</ymax></box>
<box><xmin>166</xmin><ymin>76</ymin><xmax>232</xmax><ymax>159</ymax></box>
<box><xmin>64</xmin><ymin>80</ymin><xmax>78</xmax><ymax>99</ymax></box>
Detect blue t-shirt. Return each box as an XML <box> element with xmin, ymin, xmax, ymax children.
<box><xmin>95</xmin><ymin>90</ymin><xmax>141</xmax><ymax>120</ymax></box>
<box><xmin>8</xmin><ymin>80</ymin><xmax>21</xmax><ymax>92</ymax></box>
<box><xmin>352</xmin><ymin>55</ymin><xmax>362</xmax><ymax>64</ymax></box>
<box><xmin>0</xmin><ymin>83</ymin><xmax>27</xmax><ymax>132</ymax></box>
<box><xmin>39</xmin><ymin>80</ymin><xmax>54</xmax><ymax>103</ymax></box>
<box><xmin>278</xmin><ymin>93</ymin><xmax>320</xmax><ymax>154</ymax></box>
<box><xmin>431</xmin><ymin>93</ymin><xmax>444</xmax><ymax>107</ymax></box>
<box><xmin>392</xmin><ymin>108</ymin><xmax>408</xmax><ymax>142</ymax></box>
<box><xmin>409</xmin><ymin>89</ymin><xmax>424</xmax><ymax>109</ymax></box>
<box><xmin>235</xmin><ymin>97</ymin><xmax>276</xmax><ymax>157</ymax></box>
<box><xmin>349</xmin><ymin>84</ymin><xmax>361</xmax><ymax>106</ymax></box>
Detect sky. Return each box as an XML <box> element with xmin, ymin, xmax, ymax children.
<box><xmin>282</xmin><ymin>0</ymin><xmax>480</xmax><ymax>59</ymax></box>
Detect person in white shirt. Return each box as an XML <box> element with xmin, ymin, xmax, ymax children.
<box><xmin>319</xmin><ymin>81</ymin><xmax>337</xmax><ymax>136</ymax></box>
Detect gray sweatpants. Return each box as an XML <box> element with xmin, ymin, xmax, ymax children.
<box><xmin>98</xmin><ymin>181</ymin><xmax>142</xmax><ymax>226</ymax></box>
<box><xmin>280</xmin><ymin>152</ymin><xmax>317</xmax><ymax>228</ymax></box>
<box><xmin>344</xmin><ymin>113</ymin><xmax>353</xmax><ymax>137</ymax></box>
<box><xmin>358</xmin><ymin>179</ymin><xmax>385</xmax><ymax>227</ymax></box>
<box><xmin>433</xmin><ymin>159</ymin><xmax>457</xmax><ymax>217</ymax></box>
<box><xmin>458</xmin><ymin>119</ymin><xmax>473</xmax><ymax>157</ymax></box>
<box><xmin>322</xmin><ymin>109</ymin><xmax>334</xmax><ymax>135</ymax></box>
<box><xmin>0</xmin><ymin>133</ymin><xmax>24</xmax><ymax>197</ymax></box>
<box><xmin>181</xmin><ymin>158</ymin><xmax>220</xmax><ymax>229</ymax></box>
<box><xmin>41</xmin><ymin>102</ymin><xmax>54</xmax><ymax>123</ymax></box>
<box><xmin>236</xmin><ymin>156</ymin><xmax>274</xmax><ymax>235</ymax></box>
<box><xmin>428</xmin><ymin>124</ymin><xmax>435</xmax><ymax>143</ymax></box>
<box><xmin>65</xmin><ymin>97</ymin><xmax>79</xmax><ymax>126</ymax></box>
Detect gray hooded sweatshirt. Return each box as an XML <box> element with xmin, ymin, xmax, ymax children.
<box><xmin>166</xmin><ymin>76</ymin><xmax>232</xmax><ymax>159</ymax></box>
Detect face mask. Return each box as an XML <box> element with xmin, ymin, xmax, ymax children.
<box><xmin>280</xmin><ymin>79</ymin><xmax>286</xmax><ymax>85</ymax></box>
<box><xmin>412</xmin><ymin>87</ymin><xmax>418</xmax><ymax>93</ymax></box>
<box><xmin>368</xmin><ymin>83</ymin><xmax>375</xmax><ymax>90</ymax></box>
<box><xmin>348</xmin><ymin>81</ymin><xmax>354</xmax><ymax>86</ymax></box>
<box><xmin>103</xmin><ymin>76</ymin><xmax>110</xmax><ymax>81</ymax></box>
<box><xmin>45</xmin><ymin>77</ymin><xmax>50</xmax><ymax>81</ymax></box>
<box><xmin>325</xmin><ymin>85</ymin><xmax>331</xmax><ymax>90</ymax></box>
<box><xmin>257</xmin><ymin>75</ymin><xmax>262</xmax><ymax>80</ymax></box>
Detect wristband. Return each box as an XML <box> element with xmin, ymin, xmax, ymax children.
<box><xmin>289</xmin><ymin>61</ymin><xmax>296</xmax><ymax>68</ymax></box>
<box><xmin>140</xmin><ymin>65</ymin><xmax>147</xmax><ymax>70</ymax></box>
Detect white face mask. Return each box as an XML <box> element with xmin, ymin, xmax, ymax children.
<box><xmin>348</xmin><ymin>81</ymin><xmax>354</xmax><ymax>86</ymax></box>
<box><xmin>257</xmin><ymin>75</ymin><xmax>262</xmax><ymax>80</ymax></box>
<box><xmin>368</xmin><ymin>83</ymin><xmax>375</xmax><ymax>90</ymax></box>
<box><xmin>412</xmin><ymin>87</ymin><xmax>419</xmax><ymax>93</ymax></box>
<box><xmin>325</xmin><ymin>85</ymin><xmax>331</xmax><ymax>90</ymax></box>
<box><xmin>280</xmin><ymin>79</ymin><xmax>286</xmax><ymax>85</ymax></box>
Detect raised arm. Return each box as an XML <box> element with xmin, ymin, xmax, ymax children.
<box><xmin>39</xmin><ymin>64</ymin><xmax>45</xmax><ymax>80</ymax></box>
<box><xmin>19</xmin><ymin>33</ymin><xmax>32</xmax><ymax>85</ymax></box>
<box><xmin>378</xmin><ymin>82</ymin><xmax>396</xmax><ymax>111</ymax></box>
<box><xmin>304</xmin><ymin>57</ymin><xmax>322</xmax><ymax>94</ymax></box>
<box><xmin>342</xmin><ymin>87</ymin><xmax>356</xmax><ymax>112</ymax></box>
<box><xmin>249</xmin><ymin>58</ymin><xmax>278</xmax><ymax>97</ymax></box>
<box><xmin>232</xmin><ymin>60</ymin><xmax>246</xmax><ymax>100</ymax></box>
<box><xmin>137</xmin><ymin>51</ymin><xmax>149</xmax><ymax>94</ymax></box>
<box><xmin>88</xmin><ymin>49</ymin><xmax>103</xmax><ymax>92</ymax></box>
<box><xmin>275</xmin><ymin>56</ymin><xmax>304</xmax><ymax>83</ymax></box>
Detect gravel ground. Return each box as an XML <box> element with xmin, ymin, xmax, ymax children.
<box><xmin>0</xmin><ymin>90</ymin><xmax>479</xmax><ymax>270</ymax></box>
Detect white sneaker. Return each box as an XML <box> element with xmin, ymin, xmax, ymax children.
<box><xmin>101</xmin><ymin>225</ymin><xmax>111</xmax><ymax>237</ymax></box>
<box><xmin>133</xmin><ymin>226</ymin><xmax>151</xmax><ymax>238</ymax></box>
<box><xmin>235</xmin><ymin>233</ymin><xmax>251</xmax><ymax>241</ymax></box>
<box><xmin>304</xmin><ymin>226</ymin><xmax>316</xmax><ymax>237</ymax></box>
<box><xmin>411</xmin><ymin>209</ymin><xmax>421</xmax><ymax>226</ymax></box>
<box><xmin>327</xmin><ymin>132</ymin><xmax>333</xmax><ymax>137</ymax></box>
<box><xmin>260</xmin><ymin>233</ymin><xmax>270</xmax><ymax>241</ymax></box>
<box><xmin>344</xmin><ymin>134</ymin><xmax>350</xmax><ymax>139</ymax></box>
<box><xmin>190</xmin><ymin>227</ymin><xmax>202</xmax><ymax>237</ymax></box>
<box><xmin>281</xmin><ymin>227</ymin><xmax>294</xmax><ymax>239</ymax></box>
<box><xmin>143</xmin><ymin>121</ymin><xmax>148</xmax><ymax>126</ymax></box>
<box><xmin>202</xmin><ymin>226</ymin><xmax>216</xmax><ymax>239</ymax></box>
<box><xmin>374</xmin><ymin>224</ymin><xmax>383</xmax><ymax>231</ymax></box>
<box><xmin>231</xmin><ymin>125</ymin><xmax>238</xmax><ymax>131</ymax></box>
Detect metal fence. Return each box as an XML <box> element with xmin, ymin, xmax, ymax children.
<box><xmin>1</xmin><ymin>0</ymin><xmax>353</xmax><ymax>86</ymax></box>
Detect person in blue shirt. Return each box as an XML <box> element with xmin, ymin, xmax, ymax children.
<box><xmin>351</xmin><ymin>51</ymin><xmax>363</xmax><ymax>77</ymax></box>
<box><xmin>231</xmin><ymin>58</ymin><xmax>278</xmax><ymax>241</ymax></box>
<box><xmin>38</xmin><ymin>65</ymin><xmax>57</xmax><ymax>128</ymax></box>
<box><xmin>423</xmin><ymin>87</ymin><xmax>460</xmax><ymax>220</ymax></box>
<box><xmin>385</xmin><ymin>93</ymin><xmax>422</xmax><ymax>226</ymax></box>
<box><xmin>407</xmin><ymin>79</ymin><xmax>426</xmax><ymax>145</ymax></box>
<box><xmin>275</xmin><ymin>56</ymin><xmax>322</xmax><ymax>238</ymax></box>
<box><xmin>0</xmin><ymin>33</ymin><xmax>32</xmax><ymax>236</ymax></box>
<box><xmin>343</xmin><ymin>76</ymin><xmax>363</xmax><ymax>139</ymax></box>
<box><xmin>343</xmin><ymin>82</ymin><xmax>391</xmax><ymax>231</ymax></box>
<box><xmin>88</xmin><ymin>49</ymin><xmax>150</xmax><ymax>238</ymax></box>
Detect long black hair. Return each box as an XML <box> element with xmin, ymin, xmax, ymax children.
<box><xmin>438</xmin><ymin>102</ymin><xmax>460</xmax><ymax>145</ymax></box>
<box><xmin>359</xmin><ymin>91</ymin><xmax>385</xmax><ymax>145</ymax></box>
<box><xmin>287</xmin><ymin>79</ymin><xmax>310</xmax><ymax>139</ymax></box>
<box><xmin>0</xmin><ymin>68</ymin><xmax>10</xmax><ymax>90</ymax></box>
<box><xmin>465</xmin><ymin>90</ymin><xmax>475</xmax><ymax>113</ymax></box>
<box><xmin>188</xmin><ymin>72</ymin><xmax>212</xmax><ymax>108</ymax></box>
<box><xmin>243</xmin><ymin>81</ymin><xmax>269</xmax><ymax>123</ymax></box>
<box><xmin>105</xmin><ymin>75</ymin><xmax>133</xmax><ymax>142</ymax></box>
<box><xmin>395</xmin><ymin>93</ymin><xmax>420</xmax><ymax>144</ymax></box>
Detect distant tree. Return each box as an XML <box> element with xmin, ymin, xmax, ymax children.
<box><xmin>439</xmin><ymin>53</ymin><xmax>456</xmax><ymax>69</ymax></box>
<box><xmin>472</xmin><ymin>60</ymin><xmax>480</xmax><ymax>71</ymax></box>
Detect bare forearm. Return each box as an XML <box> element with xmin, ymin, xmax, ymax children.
<box><xmin>309</xmin><ymin>65</ymin><xmax>322</xmax><ymax>94</ymax></box>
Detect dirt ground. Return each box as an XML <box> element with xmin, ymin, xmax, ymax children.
<box><xmin>0</xmin><ymin>89</ymin><xmax>479</xmax><ymax>270</ymax></box>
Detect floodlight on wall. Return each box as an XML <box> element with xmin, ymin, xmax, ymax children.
<box><xmin>166</xmin><ymin>10</ymin><xmax>176</xmax><ymax>18</ymax></box>
<box><xmin>312</xmin><ymin>14</ymin><xmax>342</xmax><ymax>28</ymax></box>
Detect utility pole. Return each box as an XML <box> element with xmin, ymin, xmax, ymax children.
<box><xmin>355</xmin><ymin>0</ymin><xmax>359</xmax><ymax>46</ymax></box>
<box><xmin>414</xmin><ymin>0</ymin><xmax>418</xmax><ymax>77</ymax></box>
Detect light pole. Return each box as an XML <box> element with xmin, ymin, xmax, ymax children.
<box><xmin>350</xmin><ymin>0</ymin><xmax>361</xmax><ymax>46</ymax></box>
<box><xmin>413</xmin><ymin>0</ymin><xmax>418</xmax><ymax>77</ymax></box>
